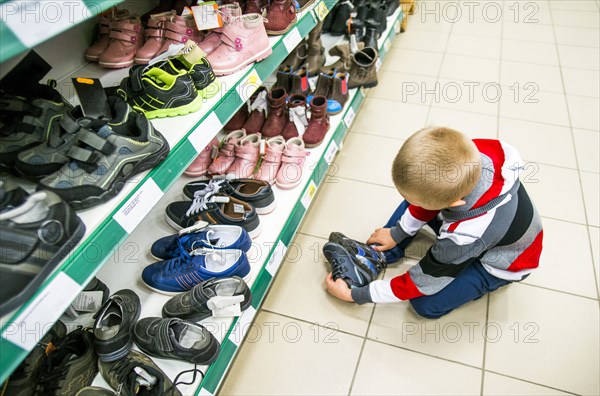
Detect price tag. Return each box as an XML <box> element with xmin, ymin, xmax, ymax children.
<box><xmin>188</xmin><ymin>112</ymin><xmax>224</xmax><ymax>153</ymax></box>
<box><xmin>236</xmin><ymin>69</ymin><xmax>262</xmax><ymax>103</ymax></box>
<box><xmin>375</xmin><ymin>57</ymin><xmax>382</xmax><ymax>72</ymax></box>
<box><xmin>395</xmin><ymin>20</ymin><xmax>401</xmax><ymax>33</ymax></box>
<box><xmin>233</xmin><ymin>203</ymin><xmax>245</xmax><ymax>214</ymax></box>
<box><xmin>324</xmin><ymin>140</ymin><xmax>338</xmax><ymax>165</ymax></box>
<box><xmin>3</xmin><ymin>273</ymin><xmax>80</xmax><ymax>351</ymax></box>
<box><xmin>343</xmin><ymin>106</ymin><xmax>356</xmax><ymax>128</ymax></box>
<box><xmin>313</xmin><ymin>1</ymin><xmax>329</xmax><ymax>21</ymax></box>
<box><xmin>191</xmin><ymin>2</ymin><xmax>222</xmax><ymax>30</ymax></box>
<box><xmin>228</xmin><ymin>306</ymin><xmax>257</xmax><ymax>346</ymax></box>
<box><xmin>113</xmin><ymin>178</ymin><xmax>163</xmax><ymax>234</ymax></box>
<box><xmin>384</xmin><ymin>38</ymin><xmax>392</xmax><ymax>52</ymax></box>
<box><xmin>301</xmin><ymin>180</ymin><xmax>317</xmax><ymax>209</ymax></box>
<box><xmin>283</xmin><ymin>27</ymin><xmax>302</xmax><ymax>54</ymax></box>
<box><xmin>265</xmin><ymin>240</ymin><xmax>288</xmax><ymax>276</ymax></box>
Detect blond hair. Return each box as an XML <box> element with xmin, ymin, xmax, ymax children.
<box><xmin>392</xmin><ymin>127</ymin><xmax>482</xmax><ymax>209</ymax></box>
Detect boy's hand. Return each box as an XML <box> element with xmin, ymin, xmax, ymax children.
<box><xmin>367</xmin><ymin>228</ymin><xmax>396</xmax><ymax>251</ymax></box>
<box><xmin>325</xmin><ymin>273</ymin><xmax>354</xmax><ymax>302</ymax></box>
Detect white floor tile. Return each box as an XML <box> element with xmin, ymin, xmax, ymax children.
<box><xmin>262</xmin><ymin>234</ymin><xmax>374</xmax><ymax>336</ymax></box>
<box><xmin>567</xmin><ymin>95</ymin><xmax>600</xmax><ymax>131</ymax></box>
<box><xmin>351</xmin><ymin>340</ymin><xmax>482</xmax><ymax>395</ymax></box>
<box><xmin>451</xmin><ymin>17</ymin><xmax>502</xmax><ymax>38</ymax></box>
<box><xmin>483</xmin><ymin>372</ymin><xmax>570</xmax><ymax>395</ymax></box>
<box><xmin>562</xmin><ymin>67</ymin><xmax>600</xmax><ymax>97</ymax></box>
<box><xmin>447</xmin><ymin>33</ymin><xmax>501</xmax><ymax>59</ymax></box>
<box><xmin>499</xmin><ymin>88</ymin><xmax>570</xmax><ymax>127</ymax></box>
<box><xmin>503</xmin><ymin>21</ymin><xmax>556</xmax><ymax>44</ymax></box>
<box><xmin>553</xmin><ymin>9</ymin><xmax>600</xmax><ymax>29</ymax></box>
<box><xmin>427</xmin><ymin>106</ymin><xmax>498</xmax><ymax>139</ymax></box>
<box><xmin>406</xmin><ymin>13</ymin><xmax>454</xmax><ymax>33</ymax></box>
<box><xmin>502</xmin><ymin>39</ymin><xmax>559</xmax><ymax>66</ymax></box>
<box><xmin>439</xmin><ymin>53</ymin><xmax>500</xmax><ymax>82</ymax></box>
<box><xmin>498</xmin><ymin>118</ymin><xmax>577</xmax><ymax>169</ymax></box>
<box><xmin>367</xmin><ymin>259</ymin><xmax>488</xmax><ymax>367</ymax></box>
<box><xmin>573</xmin><ymin>129</ymin><xmax>600</xmax><ymax>173</ymax></box>
<box><xmin>580</xmin><ymin>171</ymin><xmax>600</xmax><ymax>226</ymax></box>
<box><xmin>523</xmin><ymin>218</ymin><xmax>598</xmax><ymax>298</ymax></box>
<box><xmin>554</xmin><ymin>25</ymin><xmax>600</xmax><ymax>48</ymax></box>
<box><xmin>352</xmin><ymin>98</ymin><xmax>429</xmax><ymax>138</ymax></box>
<box><xmin>549</xmin><ymin>0</ymin><xmax>600</xmax><ymax>12</ymax></box>
<box><xmin>300</xmin><ymin>178</ymin><xmax>401</xmax><ymax>242</ymax></box>
<box><xmin>508</xmin><ymin>1</ymin><xmax>553</xmax><ymax>25</ymax></box>
<box><xmin>335</xmin><ymin>132</ymin><xmax>401</xmax><ymax>187</ymax></box>
<box><xmin>589</xmin><ymin>226</ymin><xmax>600</xmax><ymax>290</ymax></box>
<box><xmin>500</xmin><ymin>61</ymin><xmax>563</xmax><ymax>94</ymax></box>
<box><xmin>433</xmin><ymin>78</ymin><xmax>500</xmax><ymax>117</ymax></box>
<box><xmin>393</xmin><ymin>29</ymin><xmax>449</xmax><ymax>53</ymax></box>
<box><xmin>381</xmin><ymin>48</ymin><xmax>444</xmax><ymax>77</ymax></box>
<box><xmin>368</xmin><ymin>71</ymin><xmax>438</xmax><ymax>106</ymax></box>
<box><xmin>558</xmin><ymin>45</ymin><xmax>600</xmax><ymax>70</ymax></box>
<box><xmin>219</xmin><ymin>311</ymin><xmax>363</xmax><ymax>396</ymax></box>
<box><xmin>521</xmin><ymin>163</ymin><xmax>586</xmax><ymax>224</ymax></box>
<box><xmin>486</xmin><ymin>284</ymin><xmax>600</xmax><ymax>395</ymax></box>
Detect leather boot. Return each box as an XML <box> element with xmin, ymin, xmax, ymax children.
<box><xmin>86</xmin><ymin>8</ymin><xmax>129</xmax><ymax>62</ymax></box>
<box><xmin>264</xmin><ymin>0</ymin><xmax>297</xmax><ymax>35</ymax></box>
<box><xmin>348</xmin><ymin>47</ymin><xmax>379</xmax><ymax>89</ymax></box>
<box><xmin>224</xmin><ymin>105</ymin><xmax>249</xmax><ymax>132</ymax></box>
<box><xmin>243</xmin><ymin>87</ymin><xmax>268</xmax><ymax>134</ymax></box>
<box><xmin>245</xmin><ymin>0</ymin><xmax>267</xmax><ymax>14</ymax></box>
<box><xmin>306</xmin><ymin>21</ymin><xmax>325</xmax><ymax>76</ymax></box>
<box><xmin>366</xmin><ymin>3</ymin><xmax>387</xmax><ymax>34</ymax></box>
<box><xmin>362</xmin><ymin>26</ymin><xmax>379</xmax><ymax>50</ymax></box>
<box><xmin>303</xmin><ymin>96</ymin><xmax>330</xmax><ymax>148</ymax></box>
<box><xmin>273</xmin><ymin>65</ymin><xmax>292</xmax><ymax>93</ymax></box>
<box><xmin>261</xmin><ymin>88</ymin><xmax>288</xmax><ymax>138</ymax></box>
<box><xmin>289</xmin><ymin>65</ymin><xmax>310</xmax><ymax>96</ymax></box>
<box><xmin>135</xmin><ymin>11</ymin><xmax>175</xmax><ymax>64</ymax></box>
<box><xmin>282</xmin><ymin>94</ymin><xmax>308</xmax><ymax>140</ymax></box>
<box><xmin>323</xmin><ymin>41</ymin><xmax>364</xmax><ymax>73</ymax></box>
<box><xmin>312</xmin><ymin>70</ymin><xmax>331</xmax><ymax>98</ymax></box>
<box><xmin>283</xmin><ymin>41</ymin><xmax>308</xmax><ymax>70</ymax></box>
<box><xmin>328</xmin><ymin>70</ymin><xmax>349</xmax><ymax>115</ymax></box>
<box><xmin>329</xmin><ymin>0</ymin><xmax>353</xmax><ymax>36</ymax></box>
<box><xmin>199</xmin><ymin>3</ymin><xmax>242</xmax><ymax>55</ymax></box>
<box><xmin>385</xmin><ymin>0</ymin><xmax>399</xmax><ymax>16</ymax></box>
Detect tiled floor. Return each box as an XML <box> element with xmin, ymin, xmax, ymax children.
<box><xmin>220</xmin><ymin>1</ymin><xmax>600</xmax><ymax>395</ymax></box>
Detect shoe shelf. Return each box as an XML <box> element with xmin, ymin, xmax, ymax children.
<box><xmin>0</xmin><ymin>0</ymin><xmax>334</xmax><ymax>384</ymax></box>
<box><xmin>0</xmin><ymin>0</ymin><xmax>127</xmax><ymax>63</ymax></box>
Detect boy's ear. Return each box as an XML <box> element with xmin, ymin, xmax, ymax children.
<box><xmin>449</xmin><ymin>199</ymin><xmax>467</xmax><ymax>207</ymax></box>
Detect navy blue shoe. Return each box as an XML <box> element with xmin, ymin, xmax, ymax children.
<box><xmin>151</xmin><ymin>224</ymin><xmax>253</xmax><ymax>260</ymax></box>
<box><xmin>142</xmin><ymin>248</ymin><xmax>251</xmax><ymax>295</ymax></box>
<box><xmin>323</xmin><ymin>232</ymin><xmax>386</xmax><ymax>288</ymax></box>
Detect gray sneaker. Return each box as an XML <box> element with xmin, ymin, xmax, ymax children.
<box><xmin>38</xmin><ymin>109</ymin><xmax>169</xmax><ymax>210</ymax></box>
<box><xmin>98</xmin><ymin>350</ymin><xmax>182</xmax><ymax>396</ymax></box>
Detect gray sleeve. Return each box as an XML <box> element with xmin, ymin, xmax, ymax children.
<box><xmin>351</xmin><ymin>286</ymin><xmax>373</xmax><ymax>305</ymax></box>
<box><xmin>390</xmin><ymin>225</ymin><xmax>411</xmax><ymax>244</ymax></box>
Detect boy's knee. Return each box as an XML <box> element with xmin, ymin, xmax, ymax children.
<box><xmin>409</xmin><ymin>299</ymin><xmax>447</xmax><ymax>319</ymax></box>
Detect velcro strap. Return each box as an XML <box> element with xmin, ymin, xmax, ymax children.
<box><xmin>129</xmin><ymin>67</ymin><xmax>145</xmax><ymax>92</ymax></box>
<box><xmin>110</xmin><ymin>21</ymin><xmax>141</xmax><ymax>32</ymax></box>
<box><xmin>145</xmin><ymin>28</ymin><xmax>164</xmax><ymax>38</ymax></box>
<box><xmin>190</xmin><ymin>285</ymin><xmax>208</xmax><ymax>307</ymax></box>
<box><xmin>59</xmin><ymin>114</ymin><xmax>81</xmax><ymax>134</ymax></box>
<box><xmin>110</xmin><ymin>30</ymin><xmax>138</xmax><ymax>43</ymax></box>
<box><xmin>0</xmin><ymin>98</ymin><xmax>29</xmax><ymax>112</ymax></box>
<box><xmin>147</xmin><ymin>19</ymin><xmax>163</xmax><ymax>28</ymax></box>
<box><xmin>156</xmin><ymin>320</ymin><xmax>175</xmax><ymax>352</ymax></box>
<box><xmin>282</xmin><ymin>152</ymin><xmax>308</xmax><ymax>163</ymax></box>
<box><xmin>220</xmin><ymin>145</ymin><xmax>235</xmax><ymax>157</ymax></box>
<box><xmin>264</xmin><ymin>151</ymin><xmax>283</xmax><ymax>163</ymax></box>
<box><xmin>78</xmin><ymin>130</ymin><xmax>115</xmax><ymax>155</ymax></box>
<box><xmin>164</xmin><ymin>30</ymin><xmax>189</xmax><ymax>43</ymax></box>
<box><xmin>165</xmin><ymin>21</ymin><xmax>194</xmax><ymax>35</ymax></box>
<box><xmin>67</xmin><ymin>146</ymin><xmax>99</xmax><ymax>164</ymax></box>
<box><xmin>221</xmin><ymin>30</ymin><xmax>241</xmax><ymax>51</ymax></box>
<box><xmin>234</xmin><ymin>150</ymin><xmax>257</xmax><ymax>161</ymax></box>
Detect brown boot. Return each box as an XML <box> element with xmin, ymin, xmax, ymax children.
<box><xmin>348</xmin><ymin>47</ymin><xmax>379</xmax><ymax>89</ymax></box>
<box><xmin>282</xmin><ymin>94</ymin><xmax>308</xmax><ymax>140</ymax></box>
<box><xmin>245</xmin><ymin>0</ymin><xmax>267</xmax><ymax>14</ymax></box>
<box><xmin>283</xmin><ymin>41</ymin><xmax>308</xmax><ymax>70</ymax></box>
<box><xmin>312</xmin><ymin>70</ymin><xmax>332</xmax><ymax>98</ymax></box>
<box><xmin>306</xmin><ymin>21</ymin><xmax>326</xmax><ymax>76</ymax></box>
<box><xmin>323</xmin><ymin>41</ymin><xmax>365</xmax><ymax>73</ymax></box>
<box><xmin>328</xmin><ymin>70</ymin><xmax>349</xmax><ymax>115</ymax></box>
<box><xmin>264</xmin><ymin>0</ymin><xmax>297</xmax><ymax>35</ymax></box>
<box><xmin>243</xmin><ymin>87</ymin><xmax>268</xmax><ymax>134</ymax></box>
<box><xmin>289</xmin><ymin>65</ymin><xmax>311</xmax><ymax>96</ymax></box>
<box><xmin>224</xmin><ymin>104</ymin><xmax>249</xmax><ymax>132</ymax></box>
<box><xmin>273</xmin><ymin>65</ymin><xmax>292</xmax><ymax>93</ymax></box>
<box><xmin>303</xmin><ymin>96</ymin><xmax>330</xmax><ymax>148</ymax></box>
<box><xmin>261</xmin><ymin>87</ymin><xmax>288</xmax><ymax>138</ymax></box>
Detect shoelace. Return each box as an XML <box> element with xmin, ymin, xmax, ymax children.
<box><xmin>189</xmin><ymin>229</ymin><xmax>216</xmax><ymax>252</ymax></box>
<box><xmin>165</xmin><ymin>365</ymin><xmax>205</xmax><ymax>395</ymax></box>
<box><xmin>35</xmin><ymin>333</ymin><xmax>83</xmax><ymax>394</ymax></box>
<box><xmin>163</xmin><ymin>249</ymin><xmax>193</xmax><ymax>275</ymax></box>
<box><xmin>185</xmin><ymin>180</ymin><xmax>226</xmax><ymax>217</ymax></box>
<box><xmin>113</xmin><ymin>358</ymin><xmax>164</xmax><ymax>396</ymax></box>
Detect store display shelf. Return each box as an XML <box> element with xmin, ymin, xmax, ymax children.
<box><xmin>0</xmin><ymin>0</ymin><xmax>335</xmax><ymax>383</ymax></box>
<box><xmin>0</xmin><ymin>0</ymin><xmax>127</xmax><ymax>63</ymax></box>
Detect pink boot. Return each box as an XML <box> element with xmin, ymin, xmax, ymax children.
<box><xmin>208</xmin><ymin>130</ymin><xmax>246</xmax><ymax>175</ymax></box>
<box><xmin>256</xmin><ymin>136</ymin><xmax>285</xmax><ymax>184</ymax></box>
<box><xmin>86</xmin><ymin>8</ymin><xmax>129</xmax><ymax>62</ymax></box>
<box><xmin>184</xmin><ymin>137</ymin><xmax>220</xmax><ymax>177</ymax></box>
<box><xmin>206</xmin><ymin>13</ymin><xmax>272</xmax><ymax>76</ymax></box>
<box><xmin>228</xmin><ymin>133</ymin><xmax>261</xmax><ymax>178</ymax></box>
<box><xmin>99</xmin><ymin>16</ymin><xmax>144</xmax><ymax>69</ymax></box>
<box><xmin>276</xmin><ymin>137</ymin><xmax>309</xmax><ymax>189</ymax></box>
<box><xmin>156</xmin><ymin>15</ymin><xmax>202</xmax><ymax>57</ymax></box>
<box><xmin>199</xmin><ymin>4</ymin><xmax>242</xmax><ymax>55</ymax></box>
<box><xmin>134</xmin><ymin>11</ymin><xmax>175</xmax><ymax>64</ymax></box>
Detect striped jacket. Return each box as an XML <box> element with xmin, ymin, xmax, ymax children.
<box><xmin>352</xmin><ymin>139</ymin><xmax>543</xmax><ymax>304</ymax></box>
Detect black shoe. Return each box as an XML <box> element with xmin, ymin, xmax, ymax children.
<box><xmin>329</xmin><ymin>0</ymin><xmax>353</xmax><ymax>35</ymax></box>
<box><xmin>34</xmin><ymin>327</ymin><xmax>98</xmax><ymax>396</ymax></box>
<box><xmin>183</xmin><ymin>178</ymin><xmax>276</xmax><ymax>215</ymax></box>
<box><xmin>162</xmin><ymin>276</ymin><xmax>252</xmax><ymax>321</ymax></box>
<box><xmin>366</xmin><ymin>3</ymin><xmax>387</xmax><ymax>34</ymax></box>
<box><xmin>0</xmin><ymin>191</ymin><xmax>85</xmax><ymax>315</ymax></box>
<box><xmin>385</xmin><ymin>0</ymin><xmax>398</xmax><ymax>16</ymax></box>
<box><xmin>2</xmin><ymin>320</ymin><xmax>67</xmax><ymax>396</ymax></box>
<box><xmin>134</xmin><ymin>317</ymin><xmax>220</xmax><ymax>365</ymax></box>
<box><xmin>0</xmin><ymin>175</ymin><xmax>28</xmax><ymax>213</ymax></box>
<box><xmin>83</xmin><ymin>277</ymin><xmax>111</xmax><ymax>305</ymax></box>
<box><xmin>92</xmin><ymin>289</ymin><xmax>141</xmax><ymax>362</ymax></box>
<box><xmin>98</xmin><ymin>350</ymin><xmax>182</xmax><ymax>396</ymax></box>
<box><xmin>362</xmin><ymin>26</ymin><xmax>380</xmax><ymax>50</ymax></box>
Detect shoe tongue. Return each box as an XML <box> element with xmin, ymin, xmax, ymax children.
<box><xmin>133</xmin><ymin>366</ymin><xmax>159</xmax><ymax>394</ymax></box>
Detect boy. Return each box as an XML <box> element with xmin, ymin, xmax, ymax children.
<box><xmin>324</xmin><ymin>127</ymin><xmax>543</xmax><ymax>318</ymax></box>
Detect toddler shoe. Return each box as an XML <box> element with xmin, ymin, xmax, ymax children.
<box><xmin>134</xmin><ymin>11</ymin><xmax>175</xmax><ymax>64</ymax></box>
<box><xmin>281</xmin><ymin>94</ymin><xmax>308</xmax><ymax>140</ymax></box>
<box><xmin>302</xmin><ymin>95</ymin><xmax>330</xmax><ymax>147</ymax></box>
<box><xmin>275</xmin><ymin>137</ymin><xmax>309</xmax><ymax>189</ymax></box>
<box><xmin>227</xmin><ymin>133</ymin><xmax>261</xmax><ymax>179</ymax></box>
<box><xmin>261</xmin><ymin>87</ymin><xmax>288</xmax><ymax>138</ymax></box>
<box><xmin>242</xmin><ymin>87</ymin><xmax>268</xmax><ymax>134</ymax></box>
<box><xmin>224</xmin><ymin>106</ymin><xmax>249</xmax><ymax>132</ymax></box>
<box><xmin>208</xmin><ymin>129</ymin><xmax>246</xmax><ymax>175</ymax></box>
<box><xmin>199</xmin><ymin>3</ymin><xmax>242</xmax><ymax>55</ymax></box>
<box><xmin>309</xmin><ymin>69</ymin><xmax>349</xmax><ymax>115</ymax></box>
<box><xmin>255</xmin><ymin>136</ymin><xmax>285</xmax><ymax>184</ymax></box>
<box><xmin>264</xmin><ymin>0</ymin><xmax>297</xmax><ymax>35</ymax></box>
<box><xmin>162</xmin><ymin>42</ymin><xmax>220</xmax><ymax>99</ymax></box>
<box><xmin>86</xmin><ymin>8</ymin><xmax>130</xmax><ymax>62</ymax></box>
<box><xmin>156</xmin><ymin>14</ymin><xmax>202</xmax><ymax>57</ymax></box>
<box><xmin>98</xmin><ymin>15</ymin><xmax>144</xmax><ymax>69</ymax></box>
<box><xmin>185</xmin><ymin>137</ymin><xmax>220</xmax><ymax>176</ymax></box>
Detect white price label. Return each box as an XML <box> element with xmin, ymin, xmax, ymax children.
<box><xmin>188</xmin><ymin>112</ymin><xmax>223</xmax><ymax>153</ymax></box>
<box><xmin>191</xmin><ymin>2</ymin><xmax>222</xmax><ymax>30</ymax></box>
<box><xmin>228</xmin><ymin>306</ymin><xmax>257</xmax><ymax>346</ymax></box>
<box><xmin>113</xmin><ymin>178</ymin><xmax>163</xmax><ymax>234</ymax></box>
<box><xmin>236</xmin><ymin>69</ymin><xmax>262</xmax><ymax>103</ymax></box>
<box><xmin>283</xmin><ymin>27</ymin><xmax>302</xmax><ymax>54</ymax></box>
<box><xmin>375</xmin><ymin>57</ymin><xmax>382</xmax><ymax>72</ymax></box>
<box><xmin>300</xmin><ymin>180</ymin><xmax>318</xmax><ymax>209</ymax></box>
<box><xmin>3</xmin><ymin>273</ymin><xmax>80</xmax><ymax>351</ymax></box>
<box><xmin>324</xmin><ymin>140</ymin><xmax>338</xmax><ymax>165</ymax></box>
<box><xmin>265</xmin><ymin>240</ymin><xmax>288</xmax><ymax>276</ymax></box>
<box><xmin>343</xmin><ymin>106</ymin><xmax>356</xmax><ymax>128</ymax></box>
<box><xmin>384</xmin><ymin>38</ymin><xmax>392</xmax><ymax>52</ymax></box>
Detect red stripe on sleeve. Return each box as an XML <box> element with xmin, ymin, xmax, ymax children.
<box><xmin>408</xmin><ymin>205</ymin><xmax>440</xmax><ymax>222</ymax></box>
<box><xmin>472</xmin><ymin>139</ymin><xmax>506</xmax><ymax>209</ymax></box>
<box><xmin>390</xmin><ymin>273</ymin><xmax>425</xmax><ymax>300</ymax></box>
<box><xmin>507</xmin><ymin>231</ymin><xmax>544</xmax><ymax>271</ymax></box>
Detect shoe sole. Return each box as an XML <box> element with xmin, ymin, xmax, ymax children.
<box><xmin>135</xmin><ymin>337</ymin><xmax>221</xmax><ymax>365</ymax></box>
<box><xmin>162</xmin><ymin>294</ymin><xmax>253</xmax><ymax>322</ymax></box>
<box><xmin>0</xmin><ymin>219</ymin><xmax>86</xmax><ymax>316</ymax></box>
<box><xmin>98</xmin><ymin>59</ymin><xmax>135</xmax><ymax>69</ymax></box>
<box><xmin>322</xmin><ymin>242</ymin><xmax>365</xmax><ymax>287</ymax></box>
<box><xmin>255</xmin><ymin>199</ymin><xmax>277</xmax><ymax>215</ymax></box>
<box><xmin>265</xmin><ymin>18</ymin><xmax>298</xmax><ymax>35</ymax></box>
<box><xmin>96</xmin><ymin>339</ymin><xmax>134</xmax><ymax>362</ymax></box>
<box><xmin>212</xmin><ymin>46</ymin><xmax>274</xmax><ymax>76</ymax></box>
<box><xmin>304</xmin><ymin>140</ymin><xmax>324</xmax><ymax>148</ymax></box>
<box><xmin>140</xmin><ymin>95</ymin><xmax>204</xmax><ymax>119</ymax></box>
<box><xmin>275</xmin><ymin>179</ymin><xmax>303</xmax><ymax>190</ymax></box>
<box><xmin>85</xmin><ymin>55</ymin><xmax>100</xmax><ymax>62</ymax></box>
<box><xmin>348</xmin><ymin>81</ymin><xmax>378</xmax><ymax>90</ymax></box>
<box><xmin>68</xmin><ymin>138</ymin><xmax>171</xmax><ymax>210</ymax></box>
<box><xmin>143</xmin><ymin>269</ymin><xmax>253</xmax><ymax>296</ymax></box>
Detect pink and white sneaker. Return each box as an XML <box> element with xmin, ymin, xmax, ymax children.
<box><xmin>228</xmin><ymin>133</ymin><xmax>262</xmax><ymax>179</ymax></box>
<box><xmin>184</xmin><ymin>137</ymin><xmax>220</xmax><ymax>177</ymax></box>
<box><xmin>255</xmin><ymin>136</ymin><xmax>285</xmax><ymax>184</ymax></box>
<box><xmin>208</xmin><ymin>130</ymin><xmax>247</xmax><ymax>175</ymax></box>
<box><xmin>276</xmin><ymin>137</ymin><xmax>309</xmax><ymax>189</ymax></box>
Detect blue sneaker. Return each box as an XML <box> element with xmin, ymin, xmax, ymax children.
<box><xmin>142</xmin><ymin>248</ymin><xmax>251</xmax><ymax>295</ymax></box>
<box><xmin>323</xmin><ymin>232</ymin><xmax>386</xmax><ymax>288</ymax></box>
<box><xmin>151</xmin><ymin>223</ymin><xmax>252</xmax><ymax>260</ymax></box>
